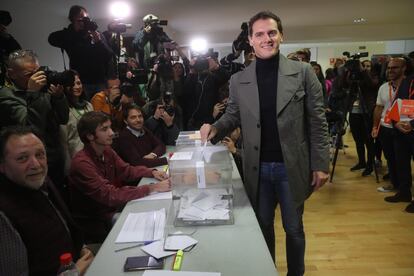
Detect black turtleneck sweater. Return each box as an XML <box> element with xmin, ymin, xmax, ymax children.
<box><xmin>256</xmin><ymin>54</ymin><xmax>283</xmax><ymax>162</ymax></box>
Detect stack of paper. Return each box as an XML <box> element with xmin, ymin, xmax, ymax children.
<box><xmin>177</xmin><ymin>189</ymin><xmax>230</xmax><ymax>221</ymax></box>
<box><xmin>115</xmin><ymin>209</ymin><xmax>166</xmax><ymax>243</ymax></box>
<box><xmin>143</xmin><ymin>271</ymin><xmax>220</xmax><ymax>276</ymax></box>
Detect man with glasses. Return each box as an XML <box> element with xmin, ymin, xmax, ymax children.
<box><xmin>48</xmin><ymin>5</ymin><xmax>114</xmax><ymax>99</ymax></box>
<box><xmin>0</xmin><ymin>49</ymin><xmax>69</xmax><ymax>192</ymax></box>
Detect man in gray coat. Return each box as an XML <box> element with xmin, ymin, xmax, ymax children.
<box><xmin>201</xmin><ymin>11</ymin><xmax>329</xmax><ymax>275</ymax></box>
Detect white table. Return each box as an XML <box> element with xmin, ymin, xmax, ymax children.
<box><xmin>86</xmin><ymin>157</ymin><xmax>277</xmax><ymax>276</ymax></box>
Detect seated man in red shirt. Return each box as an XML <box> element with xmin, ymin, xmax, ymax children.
<box><xmin>69</xmin><ymin>111</ymin><xmax>170</xmax><ymax>242</ymax></box>
<box><xmin>117</xmin><ymin>104</ymin><xmax>168</xmax><ymax>167</ymax></box>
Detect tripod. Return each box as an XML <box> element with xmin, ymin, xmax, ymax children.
<box><xmin>329</xmin><ymin>78</ymin><xmax>379</xmax><ymax>183</ymax></box>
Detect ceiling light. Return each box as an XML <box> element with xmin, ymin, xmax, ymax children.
<box><xmin>353</xmin><ymin>18</ymin><xmax>367</xmax><ymax>24</ymax></box>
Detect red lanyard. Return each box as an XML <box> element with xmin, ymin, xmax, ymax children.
<box><xmin>388</xmin><ymin>82</ymin><xmax>399</xmax><ymax>103</ymax></box>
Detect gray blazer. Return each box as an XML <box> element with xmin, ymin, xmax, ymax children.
<box><xmin>214</xmin><ymin>54</ymin><xmax>329</xmax><ymax>209</ymax></box>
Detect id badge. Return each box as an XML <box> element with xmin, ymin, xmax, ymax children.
<box><xmin>400</xmin><ymin>99</ymin><xmax>414</xmax><ymax>116</ymax></box>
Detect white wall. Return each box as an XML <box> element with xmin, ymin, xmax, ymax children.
<box><xmin>282</xmin><ymin>40</ymin><xmax>414</xmax><ymax>76</ymax></box>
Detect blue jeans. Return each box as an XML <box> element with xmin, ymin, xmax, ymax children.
<box><xmin>258</xmin><ymin>162</ymin><xmax>305</xmax><ymax>276</ymax></box>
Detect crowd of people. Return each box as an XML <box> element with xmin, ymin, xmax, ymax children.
<box><xmin>0</xmin><ymin>5</ymin><xmax>413</xmax><ymax>276</ymax></box>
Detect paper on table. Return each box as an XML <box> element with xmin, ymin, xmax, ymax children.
<box><xmin>115</xmin><ymin>209</ymin><xmax>166</xmax><ymax>243</ymax></box>
<box><xmin>140</xmin><ymin>240</ymin><xmax>176</xmax><ymax>259</ymax></box>
<box><xmin>170</xmin><ymin>152</ymin><xmax>193</xmax><ymax>161</ymax></box>
<box><xmin>143</xmin><ymin>271</ymin><xmax>220</xmax><ymax>276</ymax></box>
<box><xmin>130</xmin><ymin>191</ymin><xmax>173</xmax><ymax>202</ymax></box>
<box><xmin>164</xmin><ymin>235</ymin><xmax>198</xmax><ymax>251</ymax></box>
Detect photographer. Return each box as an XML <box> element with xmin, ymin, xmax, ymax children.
<box><xmin>147</xmin><ymin>54</ymin><xmax>174</xmax><ymax>101</ymax></box>
<box><xmin>220</xmin><ymin>22</ymin><xmax>254</xmax><ymax>75</ymax></box>
<box><xmin>91</xmin><ymin>78</ymin><xmax>135</xmax><ymax>133</ymax></box>
<box><xmin>183</xmin><ymin>51</ymin><xmax>230</xmax><ymax>130</ymax></box>
<box><xmin>144</xmin><ymin>93</ymin><xmax>183</xmax><ymax>145</ymax></box>
<box><xmin>0</xmin><ymin>50</ymin><xmax>69</xmax><ymax>191</ymax></box>
<box><xmin>344</xmin><ymin>57</ymin><xmax>378</xmax><ymax>176</ymax></box>
<box><xmin>48</xmin><ymin>5</ymin><xmax>114</xmax><ymax>99</ymax></box>
<box><xmin>132</xmin><ymin>14</ymin><xmax>172</xmax><ymax>71</ymax></box>
<box><xmin>0</xmin><ymin>11</ymin><xmax>21</xmax><ymax>86</ymax></box>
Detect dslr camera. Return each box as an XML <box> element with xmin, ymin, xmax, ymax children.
<box><xmin>162</xmin><ymin>91</ymin><xmax>175</xmax><ymax>116</ymax></box>
<box><xmin>192</xmin><ymin>48</ymin><xmax>219</xmax><ymax>73</ymax></box>
<box><xmin>81</xmin><ymin>17</ymin><xmax>98</xmax><ymax>32</ymax></box>
<box><xmin>111</xmin><ymin>81</ymin><xmax>137</xmax><ymax>107</ymax></box>
<box><xmin>38</xmin><ymin>66</ymin><xmax>75</xmax><ymax>87</ymax></box>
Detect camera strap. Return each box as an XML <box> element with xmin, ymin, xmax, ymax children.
<box><xmin>60</xmin><ymin>48</ymin><xmax>67</xmax><ymax>70</ymax></box>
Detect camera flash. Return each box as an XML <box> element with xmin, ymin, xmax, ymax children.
<box><xmin>109</xmin><ymin>2</ymin><xmax>131</xmax><ymax>19</ymax></box>
<box><xmin>190</xmin><ymin>38</ymin><xmax>208</xmax><ymax>54</ymax></box>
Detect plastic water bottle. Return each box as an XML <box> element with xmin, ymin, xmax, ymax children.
<box><xmin>57</xmin><ymin>253</ymin><xmax>79</xmax><ymax>276</ymax></box>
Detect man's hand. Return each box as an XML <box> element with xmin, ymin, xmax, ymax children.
<box><xmin>149</xmin><ymin>179</ymin><xmax>171</xmax><ymax>193</ymax></box>
<box><xmin>48</xmin><ymin>84</ymin><xmax>64</xmax><ymax>97</ymax></box>
<box><xmin>154</xmin><ymin>105</ymin><xmax>164</xmax><ymax>120</ymax></box>
<box><xmin>200</xmin><ymin>124</ymin><xmax>217</xmax><ymax>143</ymax></box>
<box><xmin>395</xmin><ymin>121</ymin><xmax>413</xmax><ymax>133</ymax></box>
<box><xmin>311</xmin><ymin>171</ymin><xmax>329</xmax><ymax>191</ymax></box>
<box><xmin>144</xmin><ymin>25</ymin><xmax>152</xmax><ymax>34</ymax></box>
<box><xmin>213</xmin><ymin>103</ymin><xmax>226</xmax><ymax>119</ymax></box>
<box><xmin>143</xmin><ymin>153</ymin><xmax>157</xmax><ymax>159</ymax></box>
<box><xmin>161</xmin><ymin>111</ymin><xmax>174</xmax><ymax>127</ymax></box>
<box><xmin>76</xmin><ymin>247</ymin><xmax>94</xmax><ymax>275</ymax></box>
<box><xmin>90</xmin><ymin>31</ymin><xmax>102</xmax><ymax>43</ymax></box>
<box><xmin>27</xmin><ymin>71</ymin><xmax>47</xmax><ymax>92</ymax></box>
<box><xmin>208</xmin><ymin>58</ymin><xmax>220</xmax><ymax>71</ymax></box>
<box><xmin>108</xmin><ymin>89</ymin><xmax>120</xmax><ymax>103</ymax></box>
<box><xmin>152</xmin><ymin>170</ymin><xmax>168</xmax><ymax>180</ymax></box>
<box><xmin>371</xmin><ymin>127</ymin><xmax>379</xmax><ymax>138</ymax></box>
<box><xmin>222</xmin><ymin>137</ymin><xmax>236</xmax><ymax>154</ymax></box>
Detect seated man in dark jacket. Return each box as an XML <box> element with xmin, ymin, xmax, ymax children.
<box><xmin>118</xmin><ymin>104</ymin><xmax>168</xmax><ymax>167</ymax></box>
<box><xmin>0</xmin><ymin>126</ymin><xmax>93</xmax><ymax>276</ymax></box>
<box><xmin>48</xmin><ymin>5</ymin><xmax>114</xmax><ymax>99</ymax></box>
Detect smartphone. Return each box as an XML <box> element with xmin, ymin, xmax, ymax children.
<box><xmin>123</xmin><ymin>256</ymin><xmax>164</xmax><ymax>272</ymax></box>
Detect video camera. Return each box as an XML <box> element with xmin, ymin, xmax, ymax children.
<box><xmin>118</xmin><ymin>62</ymin><xmax>148</xmax><ymax>85</ymax></box>
<box><xmin>192</xmin><ymin>48</ymin><xmax>219</xmax><ymax>73</ymax></box>
<box><xmin>343</xmin><ymin>51</ymin><xmax>369</xmax><ymax>81</ymax></box>
<box><xmin>144</xmin><ymin>15</ymin><xmax>170</xmax><ymax>42</ymax></box>
<box><xmin>232</xmin><ymin>22</ymin><xmax>252</xmax><ymax>53</ymax></box>
<box><xmin>38</xmin><ymin>66</ymin><xmax>75</xmax><ymax>87</ymax></box>
<box><xmin>81</xmin><ymin>17</ymin><xmax>98</xmax><ymax>32</ymax></box>
<box><xmin>108</xmin><ymin>21</ymin><xmax>132</xmax><ymax>33</ymax></box>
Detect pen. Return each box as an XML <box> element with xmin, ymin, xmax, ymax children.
<box><xmin>114</xmin><ymin>241</ymin><xmax>154</xmax><ymax>252</ymax></box>
<box><xmin>172</xmin><ymin>250</ymin><xmax>184</xmax><ymax>271</ymax></box>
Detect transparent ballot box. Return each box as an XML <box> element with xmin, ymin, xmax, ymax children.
<box><xmin>169</xmin><ymin>145</ymin><xmax>234</xmax><ymax>226</ymax></box>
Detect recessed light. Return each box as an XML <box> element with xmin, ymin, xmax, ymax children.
<box><xmin>353</xmin><ymin>18</ymin><xmax>367</xmax><ymax>23</ymax></box>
